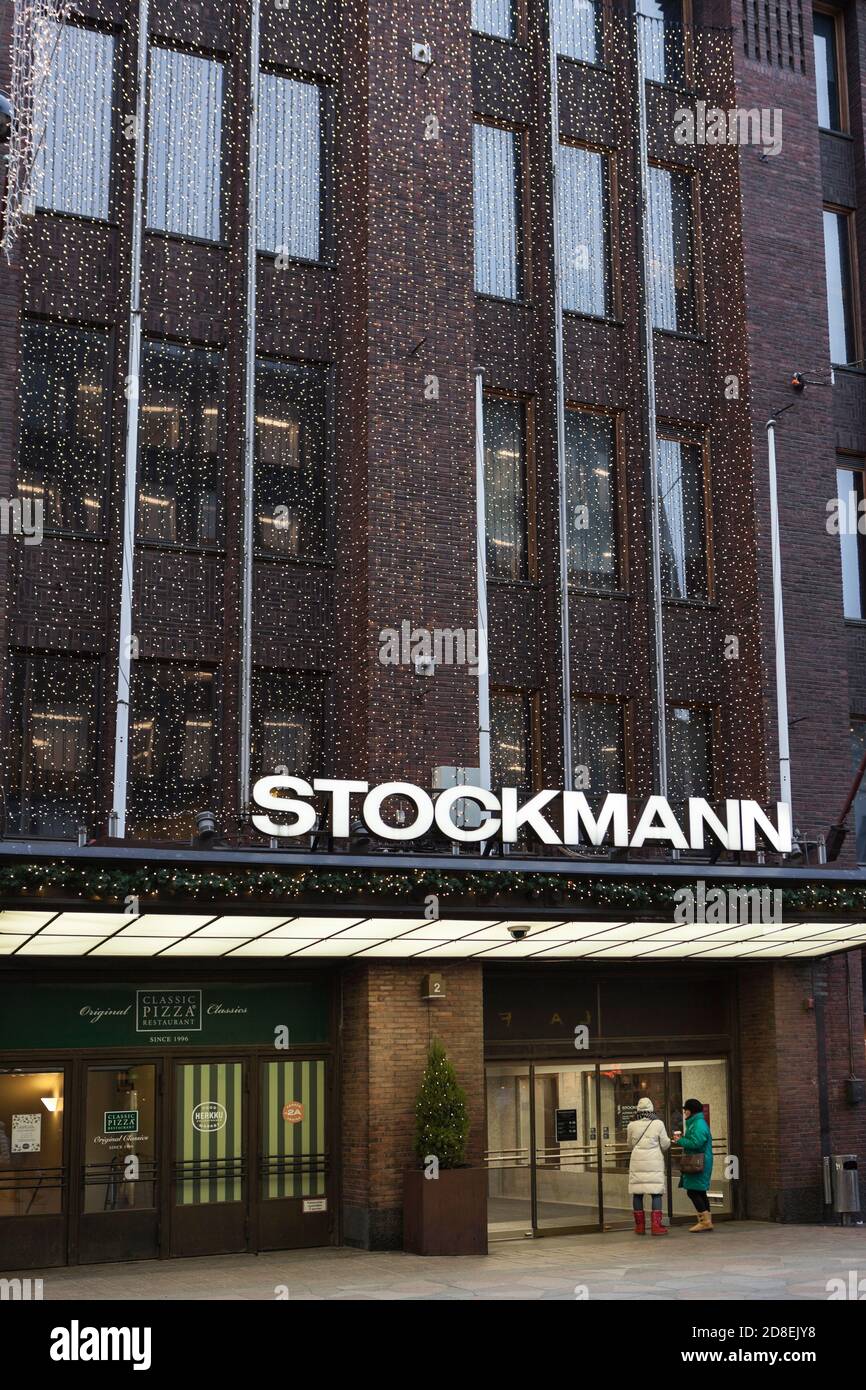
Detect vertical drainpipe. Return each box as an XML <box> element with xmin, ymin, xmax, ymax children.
<box><xmin>238</xmin><ymin>0</ymin><xmax>261</xmax><ymax>820</ymax></box>
<box><xmin>475</xmin><ymin>370</ymin><xmax>491</xmax><ymax>790</ymax></box>
<box><xmin>111</xmin><ymin>0</ymin><xmax>150</xmax><ymax>837</ymax></box>
<box><xmin>547</xmin><ymin>6</ymin><xmax>573</xmax><ymax>791</ymax></box>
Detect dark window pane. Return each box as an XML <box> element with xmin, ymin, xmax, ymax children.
<box><xmin>254</xmin><ymin>360</ymin><xmax>328</xmax><ymax>558</ymax></box>
<box><xmin>836</xmin><ymin>466</ymin><xmax>866</xmax><ymax>620</ymax></box>
<box><xmin>251</xmin><ymin>670</ymin><xmax>324</xmax><ymax>781</ymax></box>
<box><xmin>128</xmin><ymin>665</ymin><xmax>216</xmax><ymax>839</ymax></box>
<box><xmin>484</xmin><ymin>396</ymin><xmax>527</xmax><ymax>581</ymax></box>
<box><xmin>565</xmin><ymin>411</ymin><xmax>617</xmax><ymax>588</ymax></box>
<box><xmin>6</xmin><ymin>653</ymin><xmax>99</xmax><ymax>837</ymax></box>
<box><xmin>851</xmin><ymin>718</ymin><xmax>866</xmax><ymax>863</ymax></box>
<box><xmin>571</xmin><ymin>696</ymin><xmax>625</xmax><ymax>793</ymax></box>
<box><xmin>490</xmin><ymin>689</ymin><xmax>531</xmax><ymax>789</ymax></box>
<box><xmin>648</xmin><ymin>167</ymin><xmax>696</xmax><ymax>333</ymax></box>
<box><xmin>19</xmin><ymin>321</ymin><xmax>108</xmax><ymax>535</ymax></box>
<box><xmin>823</xmin><ymin>210</ymin><xmax>857</xmax><ymax>366</ymax></box>
<box><xmin>137</xmin><ymin>342</ymin><xmax>222</xmax><ymax>546</ymax></box>
<box><xmin>814</xmin><ymin>11</ymin><xmax>842</xmax><ymax>131</ymax></box>
<box><xmin>657</xmin><ymin>438</ymin><xmax>707</xmax><ymax>600</ymax></box>
<box><xmin>666</xmin><ymin>705</ymin><xmax>713</xmax><ymax>799</ymax></box>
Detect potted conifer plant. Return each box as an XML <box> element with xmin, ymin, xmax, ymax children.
<box><xmin>403</xmin><ymin>1038</ymin><xmax>487</xmax><ymax>1255</ymax></box>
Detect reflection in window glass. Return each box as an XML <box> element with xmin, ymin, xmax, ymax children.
<box><xmin>84</xmin><ymin>1066</ymin><xmax>156</xmax><ymax>1212</ymax></box>
<box><xmin>138</xmin><ymin>342</ymin><xmax>222</xmax><ymax>547</ymax></box>
<box><xmin>490</xmin><ymin>689</ymin><xmax>531</xmax><ymax>789</ymax></box>
<box><xmin>471</xmin><ymin>0</ymin><xmax>514</xmax><ymax>39</ymax></box>
<box><xmin>814</xmin><ymin>10</ymin><xmax>842</xmax><ymax>131</ymax></box>
<box><xmin>19</xmin><ymin>321</ymin><xmax>108</xmax><ymax>534</ymax></box>
<box><xmin>551</xmin><ymin>0</ymin><xmax>602</xmax><ymax>63</ymax></box>
<box><xmin>836</xmin><ymin>466</ymin><xmax>866</xmax><ymax>619</ymax></box>
<box><xmin>565</xmin><ymin>410</ymin><xmax>617</xmax><ymax>588</ymax></box>
<box><xmin>258</xmin><ymin>74</ymin><xmax>321</xmax><ymax>260</ymax></box>
<box><xmin>255</xmin><ymin>360</ymin><xmax>328</xmax><ymax>558</ymax></box>
<box><xmin>648</xmin><ymin>167</ymin><xmax>696</xmax><ymax>333</ymax></box>
<box><xmin>657</xmin><ymin>438</ymin><xmax>707</xmax><ymax>601</ymax></box>
<box><xmin>35</xmin><ymin>23</ymin><xmax>114</xmax><ymax>219</ymax></box>
<box><xmin>0</xmin><ymin>1071</ymin><xmax>65</xmax><ymax>1217</ymax></box>
<box><xmin>484</xmin><ymin>396</ymin><xmax>527</xmax><ymax>581</ymax></box>
<box><xmin>251</xmin><ymin>670</ymin><xmax>324</xmax><ymax>780</ymax></box>
<box><xmin>147</xmin><ymin>47</ymin><xmax>223</xmax><ymax>241</ymax></box>
<box><xmin>637</xmin><ymin>0</ymin><xmax>685</xmax><ymax>86</ymax></box>
<box><xmin>572</xmin><ymin>696</ymin><xmax>625</xmax><ymax>793</ymax></box>
<box><xmin>128</xmin><ymin>665</ymin><xmax>216</xmax><ymax>838</ymax></box>
<box><xmin>666</xmin><ymin>705</ymin><xmax>713</xmax><ymax>799</ymax></box>
<box><xmin>823</xmin><ymin>209</ymin><xmax>857</xmax><ymax>366</ymax></box>
<box><xmin>558</xmin><ymin>145</ymin><xmax>610</xmax><ymax>316</ymax></box>
<box><xmin>473</xmin><ymin>123</ymin><xmax>520</xmax><ymax>299</ymax></box>
<box><xmin>7</xmin><ymin>653</ymin><xmax>99</xmax><ymax>837</ymax></box>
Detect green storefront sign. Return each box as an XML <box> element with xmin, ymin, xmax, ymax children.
<box><xmin>0</xmin><ymin>982</ymin><xmax>330</xmax><ymax>1050</ymax></box>
<box><xmin>104</xmin><ymin>1109</ymin><xmax>139</xmax><ymax>1134</ymax></box>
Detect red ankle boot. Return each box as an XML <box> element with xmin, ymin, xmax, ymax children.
<box><xmin>633</xmin><ymin>1209</ymin><xmax>646</xmax><ymax>1235</ymax></box>
<box><xmin>651</xmin><ymin>1209</ymin><xmax>668</xmax><ymax>1235</ymax></box>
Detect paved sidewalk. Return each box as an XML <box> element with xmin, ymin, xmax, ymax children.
<box><xmin>8</xmin><ymin>1221</ymin><xmax>866</xmax><ymax>1300</ymax></box>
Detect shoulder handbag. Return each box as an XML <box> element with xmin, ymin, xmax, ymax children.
<box><xmin>677</xmin><ymin>1122</ymin><xmax>706</xmax><ymax>1174</ymax></box>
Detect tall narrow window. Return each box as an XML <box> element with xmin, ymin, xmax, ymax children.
<box><xmin>258</xmin><ymin>74</ymin><xmax>321</xmax><ymax>261</ymax></box>
<box><xmin>814</xmin><ymin>9</ymin><xmax>844</xmax><ymax>131</ymax></box>
<box><xmin>490</xmin><ymin>689</ymin><xmax>532</xmax><ymax>789</ymax></box>
<box><xmin>823</xmin><ymin>209</ymin><xmax>858</xmax><ymax>366</ymax></box>
<box><xmin>19</xmin><ymin>321</ymin><xmax>108</xmax><ymax>535</ymax></box>
<box><xmin>137</xmin><ymin>342</ymin><xmax>222</xmax><ymax>547</ymax></box>
<box><xmin>484</xmin><ymin>396</ymin><xmax>528</xmax><ymax>581</ymax></box>
<box><xmin>637</xmin><ymin>0</ymin><xmax>686</xmax><ymax>86</ymax></box>
<box><xmin>551</xmin><ymin>0</ymin><xmax>603</xmax><ymax>63</ymax></box>
<box><xmin>836</xmin><ymin>461</ymin><xmax>866</xmax><ymax>619</ymax></box>
<box><xmin>571</xmin><ymin>696</ymin><xmax>625</xmax><ymax>793</ymax></box>
<box><xmin>850</xmin><ymin>717</ymin><xmax>866</xmax><ymax>862</ymax></box>
<box><xmin>128</xmin><ymin>665</ymin><xmax>216</xmax><ymax>838</ymax></box>
<box><xmin>7</xmin><ymin>653</ymin><xmax>99</xmax><ymax>837</ymax></box>
<box><xmin>564</xmin><ymin>409</ymin><xmax>617</xmax><ymax>589</ymax></box>
<box><xmin>34</xmin><ymin>23</ymin><xmax>114</xmax><ymax>219</ymax></box>
<box><xmin>147</xmin><ymin>47</ymin><xmax>223</xmax><ymax>241</ymax></box>
<box><xmin>251</xmin><ymin>671</ymin><xmax>324</xmax><ymax>780</ymax></box>
<box><xmin>657</xmin><ymin>436</ymin><xmax>708</xmax><ymax>601</ymax></box>
<box><xmin>471</xmin><ymin>0</ymin><xmax>514</xmax><ymax>39</ymax></box>
<box><xmin>666</xmin><ymin>705</ymin><xmax>713</xmax><ymax>800</ymax></box>
<box><xmin>648</xmin><ymin>167</ymin><xmax>697</xmax><ymax>332</ymax></box>
<box><xmin>558</xmin><ymin>145</ymin><xmax>610</xmax><ymax>317</ymax></box>
<box><xmin>255</xmin><ymin>360</ymin><xmax>329</xmax><ymax>558</ymax></box>
<box><xmin>473</xmin><ymin>122</ymin><xmax>521</xmax><ymax>300</ymax></box>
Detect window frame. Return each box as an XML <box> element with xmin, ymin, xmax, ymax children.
<box><xmin>570</xmin><ymin>691</ymin><xmax>631</xmax><ymax>798</ymax></box>
<box><xmin>550</xmin><ymin>0</ymin><xmax>608</xmax><ymax>69</ymax></box>
<box><xmin>563</xmin><ymin>401</ymin><xmax>627</xmax><ymax>594</ymax></box>
<box><xmin>655</xmin><ymin>427</ymin><xmax>714</xmax><ymax>604</ymax></box>
<box><xmin>648</xmin><ymin>162</ymin><xmax>704</xmax><ymax>338</ymax></box>
<box><xmin>472</xmin><ymin>117</ymin><xmax>529</xmax><ymax>304</ymax></box>
<box><xmin>836</xmin><ymin>452</ymin><xmax>866</xmax><ymax>621</ymax></box>
<box><xmin>558</xmin><ymin>139</ymin><xmax>618</xmax><ymax>322</ymax></box>
<box><xmin>489</xmin><ymin>684</ymin><xmax>541</xmax><ymax>793</ymax></box>
<box><xmin>470</xmin><ymin>0</ymin><xmax>527</xmax><ymax>44</ymax></box>
<box><xmin>482</xmin><ymin>388</ymin><xmax>537</xmax><ymax>584</ymax></box>
<box><xmin>813</xmin><ymin>4</ymin><xmax>848</xmax><ymax>134</ymax></box>
<box><xmin>256</xmin><ymin>66</ymin><xmax>333</xmax><ymax>267</ymax></box>
<box><xmin>144</xmin><ymin>40</ymin><xmax>229</xmax><ymax>247</ymax></box>
<box><xmin>665</xmin><ymin>700</ymin><xmax>717</xmax><ymax>802</ymax></box>
<box><xmin>252</xmin><ymin>354</ymin><xmax>336</xmax><ymax>565</ymax></box>
<box><xmin>638</xmin><ymin>0</ymin><xmax>694</xmax><ymax>92</ymax></box>
<box><xmin>823</xmin><ymin>203</ymin><xmax>862</xmax><ymax>369</ymax></box>
<box><xmin>126</xmin><ymin>660</ymin><xmax>221</xmax><ymax>839</ymax></box>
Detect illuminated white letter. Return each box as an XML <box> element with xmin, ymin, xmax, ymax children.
<box><xmin>251</xmin><ymin>776</ymin><xmax>316</xmax><ymax>837</ymax></box>
<box><xmin>500</xmin><ymin>789</ymin><xmax>562</xmax><ymax>845</ymax></box>
<box><xmin>434</xmin><ymin>786</ymin><xmax>501</xmax><ymax>842</ymax></box>
<box><xmin>363</xmin><ymin>782</ymin><xmax>434</xmax><ymax>840</ymax></box>
<box><xmin>740</xmin><ymin>800</ymin><xmax>793</xmax><ymax>853</ymax></box>
<box><xmin>630</xmin><ymin>796</ymin><xmax>689</xmax><ymax>849</ymax></box>
<box><xmin>313</xmin><ymin>779</ymin><xmax>368</xmax><ymax>837</ymax></box>
<box><xmin>562</xmin><ymin>793</ymin><xmax>629</xmax><ymax>847</ymax></box>
<box><xmin>687</xmin><ymin>798</ymin><xmax>741</xmax><ymax>851</ymax></box>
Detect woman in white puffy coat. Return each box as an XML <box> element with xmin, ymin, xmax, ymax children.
<box><xmin>627</xmin><ymin>1095</ymin><xmax>671</xmax><ymax>1236</ymax></box>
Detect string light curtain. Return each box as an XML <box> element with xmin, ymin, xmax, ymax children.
<box><xmin>646</xmin><ymin>165</ymin><xmax>696</xmax><ymax>332</ymax></box>
<box><xmin>146</xmin><ymin>46</ymin><xmax>223</xmax><ymax>241</ymax></box>
<box><xmin>564</xmin><ymin>409</ymin><xmax>616</xmax><ymax>588</ymax></box>
<box><xmin>557</xmin><ymin>143</ymin><xmax>609</xmax><ymax>316</ymax></box>
<box><xmin>473</xmin><ymin>121</ymin><xmax>519</xmax><ymax>300</ymax></box>
<box><xmin>666</xmin><ymin>706</ymin><xmax>713</xmax><ymax>800</ymax></box>
<box><xmin>257</xmin><ymin>73</ymin><xmax>321</xmax><ymax>261</ymax></box>
<box><xmin>470</xmin><ymin>0</ymin><xmax>513</xmax><ymax>40</ymax></box>
<box><xmin>571</xmin><ymin>696</ymin><xmax>625</xmax><ymax>793</ymax></box>
<box><xmin>657</xmin><ymin>438</ymin><xmax>707</xmax><ymax>601</ymax></box>
<box><xmin>34</xmin><ymin>21</ymin><xmax>114</xmax><ymax>219</ymax></box>
<box><xmin>551</xmin><ymin>0</ymin><xmax>601</xmax><ymax>63</ymax></box>
<box><xmin>483</xmin><ymin>396</ymin><xmax>527</xmax><ymax>582</ymax></box>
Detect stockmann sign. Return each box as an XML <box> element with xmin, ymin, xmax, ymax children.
<box><xmin>252</xmin><ymin>778</ymin><xmax>794</xmax><ymax>854</ymax></box>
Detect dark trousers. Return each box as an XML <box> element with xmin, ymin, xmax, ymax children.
<box><xmin>686</xmin><ymin>1190</ymin><xmax>710</xmax><ymax>1213</ymax></box>
<box><xmin>632</xmin><ymin>1193</ymin><xmax>662</xmax><ymax>1211</ymax></box>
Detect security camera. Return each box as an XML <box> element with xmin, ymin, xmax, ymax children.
<box><xmin>507</xmin><ymin>923</ymin><xmax>532</xmax><ymax>942</ymax></box>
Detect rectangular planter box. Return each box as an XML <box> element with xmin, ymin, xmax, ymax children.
<box><xmin>403</xmin><ymin>1167</ymin><xmax>488</xmax><ymax>1256</ymax></box>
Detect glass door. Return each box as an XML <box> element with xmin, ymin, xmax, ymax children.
<box><xmin>485</xmin><ymin>1063</ymin><xmax>531</xmax><ymax>1236</ymax></box>
<box><xmin>598</xmin><ymin>1061</ymin><xmax>666</xmax><ymax>1228</ymax></box>
<box><xmin>0</xmin><ymin>1066</ymin><xmax>67</xmax><ymax>1270</ymax></box>
<box><xmin>78</xmin><ymin>1063</ymin><xmax>159</xmax><ymax>1264</ymax></box>
<box><xmin>533</xmin><ymin>1064</ymin><xmax>600</xmax><ymax>1232</ymax></box>
<box><xmin>256</xmin><ymin>1058</ymin><xmax>331</xmax><ymax>1250</ymax></box>
<box><xmin>668</xmin><ymin>1058</ymin><xmax>732</xmax><ymax>1221</ymax></box>
<box><xmin>171</xmin><ymin>1059</ymin><xmax>247</xmax><ymax>1257</ymax></box>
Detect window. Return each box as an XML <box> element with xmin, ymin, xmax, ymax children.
<box><xmin>850</xmin><ymin>717</ymin><xmax>866</xmax><ymax>862</ymax></box>
<box><xmin>255</xmin><ymin>360</ymin><xmax>329</xmax><ymax>558</ymax></box>
<box><xmin>483</xmin><ymin>396</ymin><xmax>528</xmax><ymax>581</ymax></box>
<box><xmin>258</xmin><ymin>74</ymin><xmax>322</xmax><ymax>261</ymax></box>
<box><xmin>35</xmin><ymin>23</ymin><xmax>114</xmax><ymax>220</ymax></box>
<box><xmin>128</xmin><ymin>665</ymin><xmax>216</xmax><ymax>837</ymax></box>
<box><xmin>571</xmin><ymin>696</ymin><xmax>625</xmax><ymax>793</ymax></box>
<box><xmin>648</xmin><ymin>167</ymin><xmax>697</xmax><ymax>333</ymax></box>
<box><xmin>823</xmin><ymin>209</ymin><xmax>858</xmax><ymax>366</ymax></box>
<box><xmin>657</xmin><ymin>436</ymin><xmax>708</xmax><ymax>600</ymax></box>
<box><xmin>147</xmin><ymin>47</ymin><xmax>223</xmax><ymax>241</ymax></box>
<box><xmin>814</xmin><ymin>9</ymin><xmax>844</xmax><ymax>132</ymax></box>
<box><xmin>558</xmin><ymin>145</ymin><xmax>611</xmax><ymax>317</ymax></box>
<box><xmin>6</xmin><ymin>653</ymin><xmax>99</xmax><ymax>837</ymax></box>
<box><xmin>490</xmin><ymin>689</ymin><xmax>533</xmax><ymax>789</ymax></box>
<box><xmin>666</xmin><ymin>705</ymin><xmax>713</xmax><ymax>800</ymax></box>
<box><xmin>471</xmin><ymin>0</ymin><xmax>514</xmax><ymax>39</ymax></box>
<box><xmin>637</xmin><ymin>0</ymin><xmax>686</xmax><ymax>86</ymax></box>
<box><xmin>473</xmin><ymin>122</ymin><xmax>521</xmax><ymax>299</ymax></box>
<box><xmin>19</xmin><ymin>321</ymin><xmax>109</xmax><ymax>534</ymax></box>
<box><xmin>836</xmin><ymin>461</ymin><xmax>866</xmax><ymax>619</ymax></box>
<box><xmin>137</xmin><ymin>341</ymin><xmax>222</xmax><ymax>547</ymax></box>
<box><xmin>564</xmin><ymin>409</ymin><xmax>618</xmax><ymax>589</ymax></box>
<box><xmin>251</xmin><ymin>671</ymin><xmax>324</xmax><ymax>780</ymax></box>
<box><xmin>551</xmin><ymin>0</ymin><xmax>603</xmax><ymax>63</ymax></box>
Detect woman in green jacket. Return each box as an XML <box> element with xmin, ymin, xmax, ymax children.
<box><xmin>674</xmin><ymin>1098</ymin><xmax>714</xmax><ymax>1232</ymax></box>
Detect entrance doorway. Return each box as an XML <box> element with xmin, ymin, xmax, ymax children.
<box><xmin>485</xmin><ymin>1057</ymin><xmax>731</xmax><ymax>1237</ymax></box>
